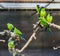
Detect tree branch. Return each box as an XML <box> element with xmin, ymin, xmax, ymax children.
<box><xmin>0</xmin><ymin>40</ymin><xmax>5</xmax><ymax>42</ymax></box>
<box><xmin>33</xmin><ymin>21</ymin><xmax>60</xmax><ymax>30</ymax></box>
<box><xmin>0</xmin><ymin>21</ymin><xmax>60</xmax><ymax>53</ymax></box>
<box><xmin>16</xmin><ymin>21</ymin><xmax>60</xmax><ymax>53</ymax></box>
<box><xmin>48</xmin><ymin>23</ymin><xmax>60</xmax><ymax>30</ymax></box>
<box><xmin>16</xmin><ymin>27</ymin><xmax>39</xmax><ymax>53</ymax></box>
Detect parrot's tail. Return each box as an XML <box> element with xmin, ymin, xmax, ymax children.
<box><xmin>47</xmin><ymin>28</ymin><xmax>53</xmax><ymax>36</ymax></box>
<box><xmin>20</xmin><ymin>35</ymin><xmax>26</xmax><ymax>41</ymax></box>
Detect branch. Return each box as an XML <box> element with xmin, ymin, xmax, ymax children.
<box><xmin>1</xmin><ymin>21</ymin><xmax>60</xmax><ymax>53</ymax></box>
<box><xmin>33</xmin><ymin>20</ymin><xmax>60</xmax><ymax>30</ymax></box>
<box><xmin>0</xmin><ymin>40</ymin><xmax>5</xmax><ymax>42</ymax></box>
<box><xmin>0</xmin><ymin>26</ymin><xmax>39</xmax><ymax>53</ymax></box>
<box><xmin>16</xmin><ymin>20</ymin><xmax>60</xmax><ymax>53</ymax></box>
<box><xmin>48</xmin><ymin>23</ymin><xmax>60</xmax><ymax>30</ymax></box>
<box><xmin>16</xmin><ymin>27</ymin><xmax>39</xmax><ymax>53</ymax></box>
<box><xmin>33</xmin><ymin>21</ymin><xmax>40</xmax><ymax>28</ymax></box>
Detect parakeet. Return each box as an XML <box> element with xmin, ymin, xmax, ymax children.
<box><xmin>46</xmin><ymin>13</ymin><xmax>53</xmax><ymax>23</ymax></box>
<box><xmin>14</xmin><ymin>27</ymin><xmax>22</xmax><ymax>35</ymax></box>
<box><xmin>36</xmin><ymin>5</ymin><xmax>40</xmax><ymax>14</ymax></box>
<box><xmin>14</xmin><ymin>28</ymin><xmax>26</xmax><ymax>41</ymax></box>
<box><xmin>40</xmin><ymin>7</ymin><xmax>46</xmax><ymax>17</ymax></box>
<box><xmin>8</xmin><ymin>38</ymin><xmax>15</xmax><ymax>49</ymax></box>
<box><xmin>7</xmin><ymin>23</ymin><xmax>14</xmax><ymax>31</ymax></box>
<box><xmin>39</xmin><ymin>17</ymin><xmax>53</xmax><ymax>35</ymax></box>
<box><xmin>8</xmin><ymin>37</ymin><xmax>19</xmax><ymax>56</ymax></box>
<box><xmin>36</xmin><ymin>5</ymin><xmax>46</xmax><ymax>17</ymax></box>
<box><xmin>36</xmin><ymin>5</ymin><xmax>53</xmax><ymax>35</ymax></box>
<box><xmin>7</xmin><ymin>23</ymin><xmax>26</xmax><ymax>41</ymax></box>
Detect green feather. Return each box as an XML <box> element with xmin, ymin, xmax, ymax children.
<box><xmin>14</xmin><ymin>28</ymin><xmax>22</xmax><ymax>36</ymax></box>
<box><xmin>39</xmin><ymin>17</ymin><xmax>48</xmax><ymax>27</ymax></box>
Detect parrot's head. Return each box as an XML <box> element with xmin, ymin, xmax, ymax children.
<box><xmin>7</xmin><ymin>23</ymin><xmax>14</xmax><ymax>31</ymax></box>
<box><xmin>47</xmin><ymin>13</ymin><xmax>52</xmax><ymax>17</ymax></box>
<box><xmin>40</xmin><ymin>7</ymin><xmax>46</xmax><ymax>17</ymax></box>
<box><xmin>36</xmin><ymin>5</ymin><xmax>40</xmax><ymax>8</ymax></box>
<box><xmin>40</xmin><ymin>7</ymin><xmax>45</xmax><ymax>11</ymax></box>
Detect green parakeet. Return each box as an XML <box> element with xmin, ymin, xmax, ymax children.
<box><xmin>7</xmin><ymin>23</ymin><xmax>26</xmax><ymax>41</ymax></box>
<box><xmin>14</xmin><ymin>28</ymin><xmax>22</xmax><ymax>36</ymax></box>
<box><xmin>14</xmin><ymin>28</ymin><xmax>26</xmax><ymax>41</ymax></box>
<box><xmin>7</xmin><ymin>23</ymin><xmax>14</xmax><ymax>31</ymax></box>
<box><xmin>39</xmin><ymin>17</ymin><xmax>53</xmax><ymax>35</ymax></box>
<box><xmin>8</xmin><ymin>38</ymin><xmax>15</xmax><ymax>49</ymax></box>
<box><xmin>40</xmin><ymin>7</ymin><xmax>46</xmax><ymax>17</ymax></box>
<box><xmin>36</xmin><ymin>5</ymin><xmax>46</xmax><ymax>17</ymax></box>
<box><xmin>46</xmin><ymin>13</ymin><xmax>53</xmax><ymax>23</ymax></box>
<box><xmin>36</xmin><ymin>5</ymin><xmax>40</xmax><ymax>14</ymax></box>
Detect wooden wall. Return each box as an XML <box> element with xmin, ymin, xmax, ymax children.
<box><xmin>0</xmin><ymin>10</ymin><xmax>60</xmax><ymax>49</ymax></box>
<box><xmin>0</xmin><ymin>0</ymin><xmax>50</xmax><ymax>2</ymax></box>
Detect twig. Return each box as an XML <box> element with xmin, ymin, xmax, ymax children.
<box><xmin>16</xmin><ymin>20</ymin><xmax>60</xmax><ymax>53</ymax></box>
<box><xmin>33</xmin><ymin>20</ymin><xmax>60</xmax><ymax>30</ymax></box>
<box><xmin>0</xmin><ymin>40</ymin><xmax>5</xmax><ymax>42</ymax></box>
<box><xmin>16</xmin><ymin>27</ymin><xmax>39</xmax><ymax>53</ymax></box>
<box><xmin>1</xmin><ymin>21</ymin><xmax>60</xmax><ymax>53</ymax></box>
<box><xmin>33</xmin><ymin>21</ymin><xmax>40</xmax><ymax>28</ymax></box>
<box><xmin>48</xmin><ymin>23</ymin><xmax>60</xmax><ymax>30</ymax></box>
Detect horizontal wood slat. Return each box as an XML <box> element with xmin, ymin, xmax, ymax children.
<box><xmin>0</xmin><ymin>0</ymin><xmax>52</xmax><ymax>2</ymax></box>
<box><xmin>0</xmin><ymin>0</ymin><xmax>60</xmax><ymax>3</ymax></box>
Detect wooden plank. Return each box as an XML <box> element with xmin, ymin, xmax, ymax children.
<box><xmin>0</xmin><ymin>0</ymin><xmax>49</xmax><ymax>2</ymax></box>
<box><xmin>0</xmin><ymin>3</ymin><xmax>60</xmax><ymax>9</ymax></box>
<box><xmin>0</xmin><ymin>0</ymin><xmax>60</xmax><ymax>3</ymax></box>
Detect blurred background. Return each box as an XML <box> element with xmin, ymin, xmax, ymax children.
<box><xmin>0</xmin><ymin>0</ymin><xmax>60</xmax><ymax>56</ymax></box>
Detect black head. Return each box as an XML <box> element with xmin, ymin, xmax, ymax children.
<box><xmin>36</xmin><ymin>5</ymin><xmax>40</xmax><ymax>8</ymax></box>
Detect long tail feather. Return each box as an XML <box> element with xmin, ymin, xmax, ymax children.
<box><xmin>20</xmin><ymin>35</ymin><xmax>26</xmax><ymax>41</ymax></box>
<box><xmin>47</xmin><ymin>28</ymin><xmax>53</xmax><ymax>36</ymax></box>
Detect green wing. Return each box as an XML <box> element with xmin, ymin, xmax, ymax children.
<box><xmin>14</xmin><ymin>27</ymin><xmax>22</xmax><ymax>36</ymax></box>
<box><xmin>8</xmin><ymin>40</ymin><xmax>15</xmax><ymax>48</ymax></box>
<box><xmin>7</xmin><ymin>23</ymin><xmax>14</xmax><ymax>31</ymax></box>
<box><xmin>39</xmin><ymin>17</ymin><xmax>48</xmax><ymax>27</ymax></box>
